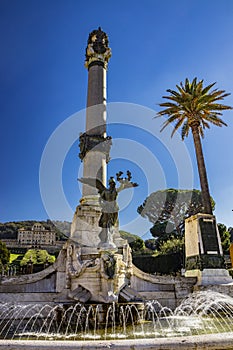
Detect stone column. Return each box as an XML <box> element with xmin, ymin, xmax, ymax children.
<box><xmin>71</xmin><ymin>28</ymin><xmax>111</xmax><ymax>250</ymax></box>
<box><xmin>79</xmin><ymin>27</ymin><xmax>112</xmax><ymax>204</ymax></box>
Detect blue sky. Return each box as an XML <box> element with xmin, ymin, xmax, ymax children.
<box><xmin>1</xmin><ymin>0</ymin><xmax>233</xmax><ymax>239</ymax></box>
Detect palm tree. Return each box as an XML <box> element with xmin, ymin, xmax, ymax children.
<box><xmin>157</xmin><ymin>78</ymin><xmax>232</xmax><ymax>215</ymax></box>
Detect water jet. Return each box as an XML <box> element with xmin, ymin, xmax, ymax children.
<box><xmin>1</xmin><ymin>291</ymin><xmax>233</xmax><ymax>349</ymax></box>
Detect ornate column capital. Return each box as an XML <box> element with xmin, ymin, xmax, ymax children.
<box><xmin>79</xmin><ymin>133</ymin><xmax>112</xmax><ymax>162</ymax></box>
<box><xmin>85</xmin><ymin>27</ymin><xmax>111</xmax><ymax>69</ymax></box>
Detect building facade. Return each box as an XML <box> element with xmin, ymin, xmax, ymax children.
<box><xmin>18</xmin><ymin>223</ymin><xmax>56</xmax><ymax>247</ymax></box>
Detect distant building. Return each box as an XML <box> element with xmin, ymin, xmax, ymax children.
<box><xmin>18</xmin><ymin>223</ymin><xmax>56</xmax><ymax>247</ymax></box>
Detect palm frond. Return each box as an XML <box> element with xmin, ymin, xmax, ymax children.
<box><xmin>185</xmin><ymin>78</ymin><xmax>191</xmax><ymax>92</ymax></box>
<box><xmin>195</xmin><ymin>80</ymin><xmax>203</xmax><ymax>96</ymax></box>
<box><xmin>171</xmin><ymin>117</ymin><xmax>185</xmax><ymax>137</ymax></box>
<box><xmin>157</xmin><ymin>78</ymin><xmax>231</xmax><ymax>139</ymax></box>
<box><xmin>176</xmin><ymin>84</ymin><xmax>185</xmax><ymax>95</ymax></box>
<box><xmin>166</xmin><ymin>89</ymin><xmax>181</xmax><ymax>97</ymax></box>
<box><xmin>201</xmin><ymin>82</ymin><xmax>216</xmax><ymax>95</ymax></box>
<box><xmin>181</xmin><ymin>121</ymin><xmax>189</xmax><ymax>140</ymax></box>
<box><xmin>205</xmin><ymin>103</ymin><xmax>232</xmax><ymax>112</ymax></box>
<box><xmin>160</xmin><ymin>114</ymin><xmax>182</xmax><ymax>131</ymax></box>
<box><xmin>201</xmin><ymin>120</ymin><xmax>210</xmax><ymax>129</ymax></box>
<box><xmin>199</xmin><ymin>126</ymin><xmax>205</xmax><ymax>138</ymax></box>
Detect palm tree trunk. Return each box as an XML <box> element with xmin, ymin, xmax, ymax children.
<box><xmin>191</xmin><ymin>125</ymin><xmax>213</xmax><ymax>215</ymax></box>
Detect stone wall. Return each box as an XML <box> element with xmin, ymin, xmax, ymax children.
<box><xmin>131</xmin><ymin>265</ymin><xmax>196</xmax><ymax>309</ymax></box>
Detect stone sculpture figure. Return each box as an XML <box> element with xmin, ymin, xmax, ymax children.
<box><xmin>66</xmin><ymin>242</ymin><xmax>94</xmax><ymax>278</ymax></box>
<box><xmin>78</xmin><ymin>171</ymin><xmax>138</xmax><ymax>247</ymax></box>
<box><xmin>85</xmin><ymin>26</ymin><xmax>111</xmax><ymax>68</ymax></box>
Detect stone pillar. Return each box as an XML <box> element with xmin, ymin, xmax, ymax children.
<box><xmin>79</xmin><ymin>27</ymin><xmax>111</xmax><ymax>204</ymax></box>
<box><xmin>185</xmin><ymin>213</ymin><xmax>232</xmax><ymax>285</ymax></box>
<box><xmin>71</xmin><ymin>28</ymin><xmax>112</xmax><ymax>252</ymax></box>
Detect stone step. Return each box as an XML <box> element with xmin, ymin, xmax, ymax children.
<box><xmin>69</xmin><ymin>285</ymin><xmax>91</xmax><ymax>303</ymax></box>
<box><xmin>119</xmin><ymin>286</ymin><xmax>143</xmax><ymax>302</ymax></box>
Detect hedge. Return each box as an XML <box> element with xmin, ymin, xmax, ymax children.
<box><xmin>133</xmin><ymin>252</ymin><xmax>183</xmax><ymax>275</ymax></box>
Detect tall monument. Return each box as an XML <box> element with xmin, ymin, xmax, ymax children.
<box><xmin>0</xmin><ymin>28</ymin><xmax>211</xmax><ymax>307</ymax></box>
<box><xmin>80</xmin><ymin>27</ymin><xmax>111</xmax><ymax>202</ymax></box>
<box><xmin>66</xmin><ymin>28</ymin><xmax>137</xmax><ymax>302</ymax></box>
<box><xmin>71</xmin><ymin>28</ymin><xmax>125</xmax><ymax>254</ymax></box>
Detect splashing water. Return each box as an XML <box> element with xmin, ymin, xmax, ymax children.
<box><xmin>1</xmin><ymin>291</ymin><xmax>233</xmax><ymax>340</ymax></box>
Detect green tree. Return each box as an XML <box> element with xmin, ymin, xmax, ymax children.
<box><xmin>144</xmin><ymin>238</ymin><xmax>157</xmax><ymax>251</ymax></box>
<box><xmin>229</xmin><ymin>227</ymin><xmax>233</xmax><ymax>242</ymax></box>
<box><xmin>120</xmin><ymin>230</ymin><xmax>145</xmax><ymax>255</ymax></box>
<box><xmin>159</xmin><ymin>236</ymin><xmax>184</xmax><ymax>255</ymax></box>
<box><xmin>138</xmin><ymin>189</ymin><xmax>215</xmax><ymax>241</ymax></box>
<box><xmin>20</xmin><ymin>249</ymin><xmax>55</xmax><ymax>266</ymax></box>
<box><xmin>150</xmin><ymin>222</ymin><xmax>177</xmax><ymax>250</ymax></box>
<box><xmin>218</xmin><ymin>223</ymin><xmax>231</xmax><ymax>255</ymax></box>
<box><xmin>0</xmin><ymin>240</ymin><xmax>10</xmax><ymax>268</ymax></box>
<box><xmin>157</xmin><ymin>78</ymin><xmax>232</xmax><ymax>214</ymax></box>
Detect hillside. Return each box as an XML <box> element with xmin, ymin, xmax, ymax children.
<box><xmin>0</xmin><ymin>220</ymin><xmax>71</xmax><ymax>241</ymax></box>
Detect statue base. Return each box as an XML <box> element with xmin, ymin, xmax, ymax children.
<box><xmin>70</xmin><ymin>203</ymin><xmax>102</xmax><ymax>251</ymax></box>
<box><xmin>184</xmin><ymin>213</ymin><xmax>230</xmax><ymax>285</ymax></box>
<box><xmin>65</xmin><ymin>240</ymin><xmax>133</xmax><ymax>303</ymax></box>
<box><xmin>70</xmin><ymin>203</ymin><xmax>127</xmax><ymax>256</ymax></box>
<box><xmin>98</xmin><ymin>242</ymin><xmax>117</xmax><ymax>250</ymax></box>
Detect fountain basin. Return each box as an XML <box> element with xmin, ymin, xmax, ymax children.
<box><xmin>1</xmin><ymin>292</ymin><xmax>233</xmax><ymax>341</ymax></box>
<box><xmin>1</xmin><ymin>291</ymin><xmax>233</xmax><ymax>348</ymax></box>
<box><xmin>1</xmin><ymin>333</ymin><xmax>233</xmax><ymax>350</ymax></box>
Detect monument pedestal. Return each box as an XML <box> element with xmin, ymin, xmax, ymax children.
<box><xmin>70</xmin><ymin>203</ymin><xmax>102</xmax><ymax>255</ymax></box>
<box><xmin>185</xmin><ymin>213</ymin><xmax>232</xmax><ymax>285</ymax></box>
<box><xmin>65</xmin><ymin>238</ymin><xmax>133</xmax><ymax>303</ymax></box>
<box><xmin>71</xmin><ymin>201</ymin><xmax>127</xmax><ymax>257</ymax></box>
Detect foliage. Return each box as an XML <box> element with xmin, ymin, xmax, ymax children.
<box><xmin>20</xmin><ymin>249</ymin><xmax>55</xmax><ymax>266</ymax></box>
<box><xmin>218</xmin><ymin>223</ymin><xmax>231</xmax><ymax>255</ymax></box>
<box><xmin>133</xmin><ymin>252</ymin><xmax>183</xmax><ymax>275</ymax></box>
<box><xmin>157</xmin><ymin>78</ymin><xmax>232</xmax><ymax>215</ymax></box>
<box><xmin>157</xmin><ymin>78</ymin><xmax>231</xmax><ymax>139</ymax></box>
<box><xmin>133</xmin><ymin>235</ymin><xmax>184</xmax><ymax>274</ymax></box>
<box><xmin>150</xmin><ymin>221</ymin><xmax>176</xmax><ymax>237</ymax></box>
<box><xmin>0</xmin><ymin>240</ymin><xmax>10</xmax><ymax>267</ymax></box>
<box><xmin>0</xmin><ymin>220</ymin><xmax>70</xmax><ymax>241</ymax></box>
<box><xmin>0</xmin><ymin>222</ymin><xmax>19</xmax><ymax>239</ymax></box>
<box><xmin>138</xmin><ymin>189</ymin><xmax>215</xmax><ymax>241</ymax></box>
<box><xmin>120</xmin><ymin>230</ymin><xmax>146</xmax><ymax>255</ymax></box>
<box><xmin>229</xmin><ymin>227</ymin><xmax>233</xmax><ymax>242</ymax></box>
<box><xmin>144</xmin><ymin>239</ymin><xmax>157</xmax><ymax>251</ymax></box>
<box><xmin>130</xmin><ymin>237</ymin><xmax>146</xmax><ymax>253</ymax></box>
<box><xmin>150</xmin><ymin>222</ymin><xmax>177</xmax><ymax>250</ymax></box>
<box><xmin>158</xmin><ymin>236</ymin><xmax>184</xmax><ymax>255</ymax></box>
<box><xmin>9</xmin><ymin>254</ymin><xmax>23</xmax><ymax>264</ymax></box>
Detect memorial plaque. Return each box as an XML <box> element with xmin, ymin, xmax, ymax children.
<box><xmin>199</xmin><ymin>218</ymin><xmax>220</xmax><ymax>254</ymax></box>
